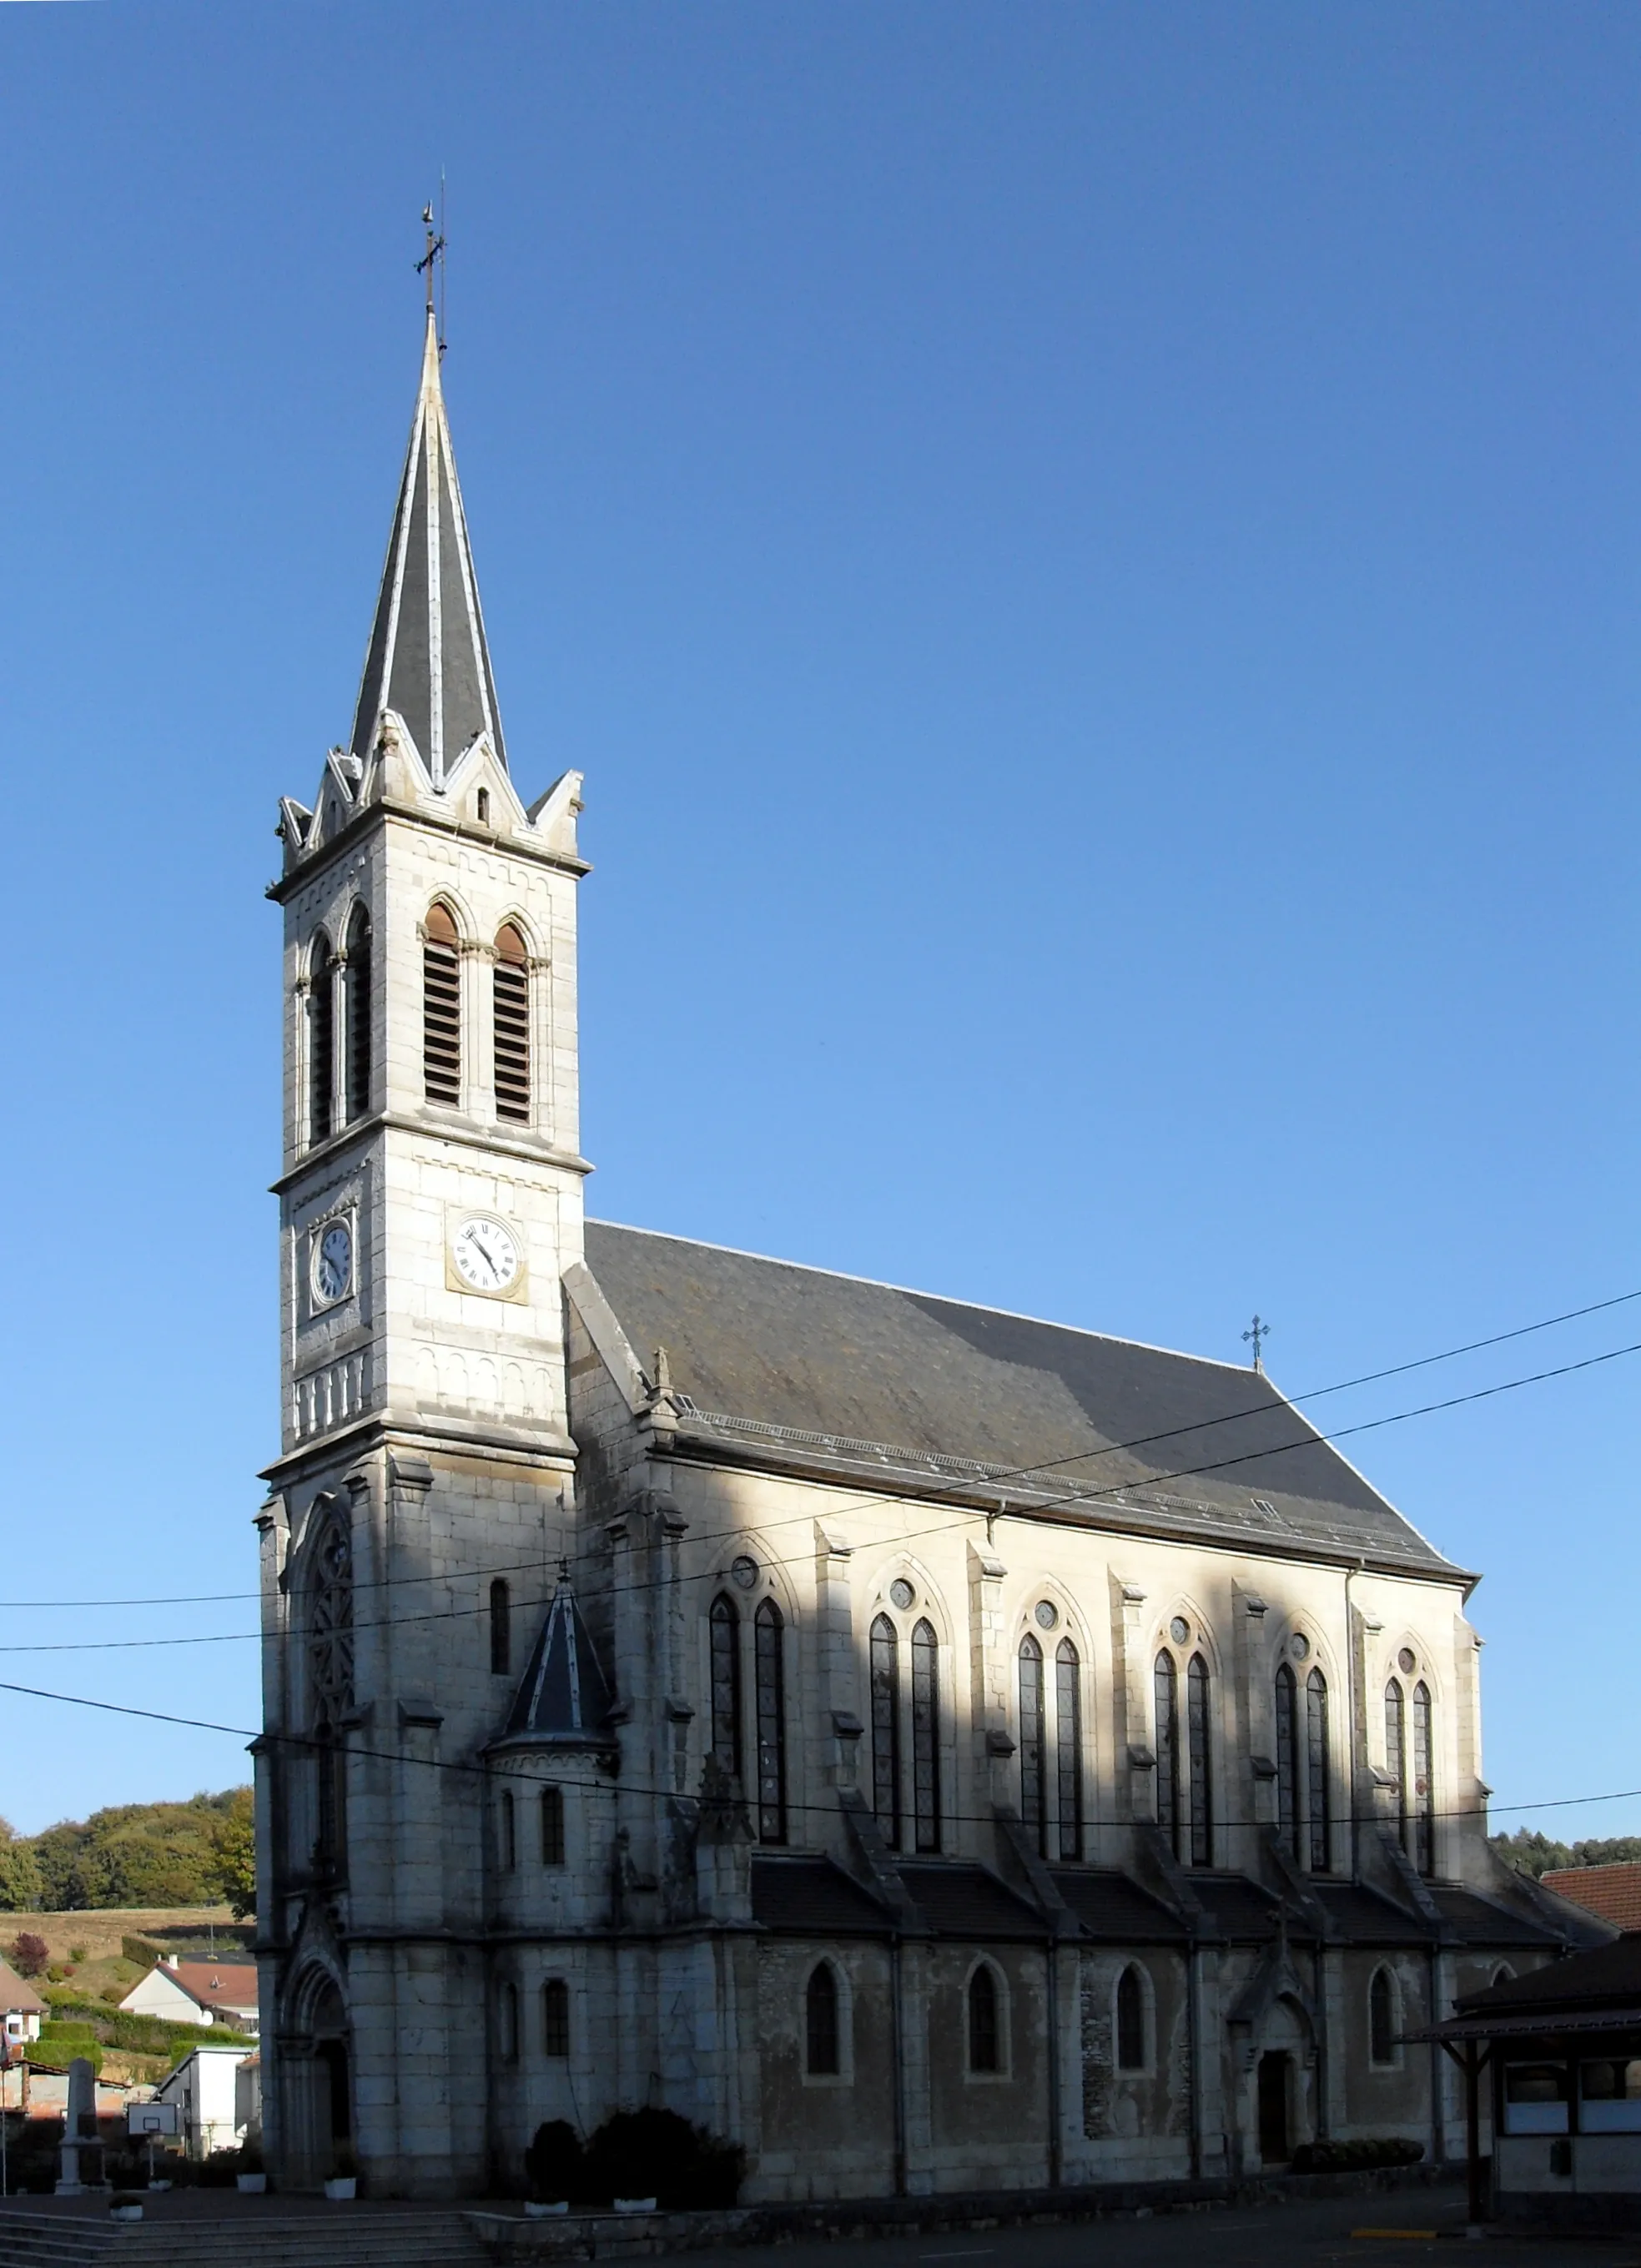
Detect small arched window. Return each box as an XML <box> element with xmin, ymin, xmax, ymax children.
<box><xmin>1369</xmin><ymin>1967</ymin><xmax>1396</xmax><ymax>2064</ymax></box>
<box><xmin>1412</xmin><ymin>1682</ymin><xmax>1434</xmax><ymax>1876</ymax></box>
<box><xmin>1306</xmin><ymin>1668</ymin><xmax>1331</xmax><ymax>1873</ymax></box>
<box><xmin>344</xmin><ymin>904</ymin><xmax>372</xmax><ymax>1124</ymax></box>
<box><xmin>1186</xmin><ymin>1654</ymin><xmax>1212</xmax><ymax>1867</ymax></box>
<box><xmin>754</xmin><ymin>1598</ymin><xmax>787</xmax><ymax>1844</ymax></box>
<box><xmin>911</xmin><ymin>1619</ymin><xmax>941</xmax><ymax>1853</ymax></box>
<box><xmin>541</xmin><ymin>1785</ymin><xmax>565</xmax><ymax>1867</ymax></box>
<box><xmin>490</xmin><ymin>1578</ymin><xmax>511</xmax><ymax>1676</ymax></box>
<box><xmin>541</xmin><ymin>1977</ymin><xmax>570</xmax><ymax>2058</ymax></box>
<box><xmin>1385</xmin><ymin>1678</ymin><xmax>1408</xmax><ymax>1848</ymax></box>
<box><xmin>476</xmin><ymin>787</ymin><xmax>491</xmax><ymax>827</ymax></box>
<box><xmin>493</xmin><ymin>923</ymin><xmax>531</xmax><ymax>1124</ymax></box>
<box><xmin>1055</xmin><ymin>1638</ymin><xmax>1082</xmax><ymax>1861</ymax></box>
<box><xmin>709</xmin><ymin>1593</ymin><xmax>741</xmax><ymax>1778</ymax></box>
<box><xmin>968</xmin><ymin>1964</ymin><xmax>1001</xmax><ymax>2074</ymax></box>
<box><xmin>1019</xmin><ymin>1635</ymin><xmax>1046</xmax><ymax>1853</ymax></box>
<box><xmin>1493</xmin><ymin>1964</ymin><xmax>1514</xmax><ymax>1990</ymax></box>
<box><xmin>1155</xmin><ymin>1652</ymin><xmax>1180</xmax><ymax>1855</ymax></box>
<box><xmin>308</xmin><ymin>929</ymin><xmax>334</xmax><ymax>1144</ymax></box>
<box><xmin>870</xmin><ymin>1614</ymin><xmax>901</xmax><ymax>1848</ymax></box>
<box><xmin>805</xmin><ymin>1962</ymin><xmax>840</xmax><ymax>2076</ymax></box>
<box><xmin>499</xmin><ymin>1979</ymin><xmax>519</xmax><ymax>2063</ymax></box>
<box><xmin>1275</xmin><ymin>1662</ymin><xmax>1299</xmax><ymax>1861</ymax></box>
<box><xmin>1116</xmin><ymin>1964</ymin><xmax>1145</xmax><ymax>2070</ymax></box>
<box><xmin>423</xmin><ymin>901</ymin><xmax>461</xmax><ymax>1105</ymax></box>
<box><xmin>500</xmin><ymin>1790</ymin><xmax>516</xmax><ymax>1873</ymax></box>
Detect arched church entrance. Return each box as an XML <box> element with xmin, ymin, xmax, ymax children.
<box><xmin>284</xmin><ymin>1969</ymin><xmax>352</xmax><ymax>2188</ymax></box>
<box><xmin>1241</xmin><ymin>1993</ymin><xmax>1315</xmax><ymax>2170</ymax></box>
<box><xmin>1257</xmin><ymin>2050</ymin><xmax>1291</xmax><ymax>2164</ymax></box>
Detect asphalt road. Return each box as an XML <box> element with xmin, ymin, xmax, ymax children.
<box><xmin>684</xmin><ymin>2194</ymin><xmax>1636</xmax><ymax>2268</ymax></box>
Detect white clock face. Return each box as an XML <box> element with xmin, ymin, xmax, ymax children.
<box><xmin>452</xmin><ymin>1214</ymin><xmax>521</xmax><ymax>1294</ymax></box>
<box><xmin>313</xmin><ymin>1220</ymin><xmax>352</xmax><ymax>1306</ymax></box>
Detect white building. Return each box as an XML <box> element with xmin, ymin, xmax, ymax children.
<box><xmin>0</xmin><ymin>1959</ymin><xmax>44</xmax><ymax>2047</ymax></box>
<box><xmin>154</xmin><ymin>2046</ymin><xmax>256</xmax><ymax>2160</ymax></box>
<box><xmin>120</xmin><ymin>1959</ymin><xmax>259</xmax><ymax>2033</ymax></box>
<box><xmin>254</xmin><ymin>299</ymin><xmax>1603</xmax><ymax>2200</ymax></box>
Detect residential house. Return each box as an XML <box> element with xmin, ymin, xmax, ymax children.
<box><xmin>0</xmin><ymin>1959</ymin><xmax>44</xmax><ymax>2049</ymax></box>
<box><xmin>120</xmin><ymin>1958</ymin><xmax>259</xmax><ymax>2034</ymax></box>
<box><xmin>154</xmin><ymin>2045</ymin><xmax>257</xmax><ymax>2160</ymax></box>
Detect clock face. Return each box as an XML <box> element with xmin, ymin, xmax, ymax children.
<box><xmin>451</xmin><ymin>1214</ymin><xmax>521</xmax><ymax>1295</ymax></box>
<box><xmin>313</xmin><ymin>1220</ymin><xmax>352</xmax><ymax>1306</ymax></box>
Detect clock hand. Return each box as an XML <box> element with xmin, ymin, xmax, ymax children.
<box><xmin>471</xmin><ymin>1232</ymin><xmax>500</xmax><ymax>1272</ymax></box>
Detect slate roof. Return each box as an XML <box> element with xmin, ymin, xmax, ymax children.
<box><xmin>1541</xmin><ymin>1864</ymin><xmax>1641</xmax><ymax>1932</ymax></box>
<box><xmin>1311</xmin><ymin>1881</ymin><xmax>1429</xmax><ymax>1944</ymax></box>
<box><xmin>1050</xmin><ymin>1868</ymin><xmax>1188</xmax><ymax>1942</ymax></box>
<box><xmin>751</xmin><ymin>1857</ymin><xmax>898</xmax><ymax>1936</ymax></box>
<box><xmin>349</xmin><ymin>310</ymin><xmax>506</xmax><ymax>778</ymax></box>
<box><xmin>897</xmin><ymin>1863</ymin><xmax>1048</xmax><ymax>1940</ymax></box>
<box><xmin>1428</xmin><ymin>1886</ymin><xmax>1565</xmax><ymax>1950</ymax></box>
<box><xmin>499</xmin><ymin>1581</ymin><xmax>613</xmax><ymax>1746</ymax></box>
<box><xmin>1185</xmin><ymin>1872</ymin><xmax>1308</xmax><ymax>1942</ymax></box>
<box><xmin>583</xmin><ymin>1223</ymin><xmax>1463</xmax><ymax>1579</ymax></box>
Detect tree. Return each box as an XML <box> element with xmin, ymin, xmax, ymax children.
<box><xmin>209</xmin><ymin>1789</ymin><xmax>256</xmax><ymax>1920</ymax></box>
<box><xmin>0</xmin><ymin>1819</ymin><xmax>42</xmax><ymax>1913</ymax></box>
<box><xmin>9</xmin><ymin>1933</ymin><xmax>48</xmax><ymax>1978</ymax></box>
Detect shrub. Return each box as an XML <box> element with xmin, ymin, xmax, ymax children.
<box><xmin>581</xmin><ymin>2108</ymin><xmax>745</xmax><ymax>2210</ymax></box>
<box><xmin>9</xmin><ymin>1933</ymin><xmax>48</xmax><ymax>1978</ymax></box>
<box><xmin>526</xmin><ymin>2120</ymin><xmax>584</xmax><ymax>2204</ymax></box>
<box><xmin>1291</xmin><ymin>2138</ymin><xmax>1423</xmax><ymax>2174</ymax></box>
<box><xmin>68</xmin><ymin>1944</ymin><xmax>88</xmax><ymax>1965</ymax></box>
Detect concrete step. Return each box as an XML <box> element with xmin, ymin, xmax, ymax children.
<box><xmin>0</xmin><ymin>2211</ymin><xmax>488</xmax><ymax>2268</ymax></box>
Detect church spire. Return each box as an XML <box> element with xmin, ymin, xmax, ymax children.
<box><xmin>349</xmin><ymin>304</ymin><xmax>507</xmax><ymax>782</ymax></box>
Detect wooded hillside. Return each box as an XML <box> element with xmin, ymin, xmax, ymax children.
<box><xmin>0</xmin><ymin>1788</ymin><xmax>254</xmax><ymax>1913</ymax></box>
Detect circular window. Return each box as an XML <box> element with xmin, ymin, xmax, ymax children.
<box><xmin>1397</xmin><ymin>1647</ymin><xmax>1417</xmax><ymax>1675</ymax></box>
<box><xmin>1034</xmin><ymin>1600</ymin><xmax>1059</xmax><ymax>1631</ymax></box>
<box><xmin>1291</xmin><ymin>1634</ymin><xmax>1310</xmax><ymax>1661</ymax></box>
<box><xmin>730</xmin><ymin>1555</ymin><xmax>759</xmax><ymax>1591</ymax></box>
<box><xmin>889</xmin><ymin>1577</ymin><xmax>916</xmax><ymax>1612</ymax></box>
<box><xmin>1169</xmin><ymin>1616</ymin><xmax>1190</xmax><ymax>1646</ymax></box>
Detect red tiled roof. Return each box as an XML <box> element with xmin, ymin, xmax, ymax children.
<box><xmin>1542</xmin><ymin>1863</ymin><xmax>1641</xmax><ymax>1930</ymax></box>
<box><xmin>164</xmin><ymin>1960</ymin><xmax>259</xmax><ymax>2009</ymax></box>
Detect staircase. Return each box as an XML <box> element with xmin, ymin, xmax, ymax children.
<box><xmin>0</xmin><ymin>2208</ymin><xmax>491</xmax><ymax>2268</ymax></box>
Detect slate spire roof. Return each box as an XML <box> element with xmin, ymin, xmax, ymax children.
<box><xmin>502</xmin><ymin>1575</ymin><xmax>613</xmax><ymax>1745</ymax></box>
<box><xmin>349</xmin><ymin>309</ymin><xmax>507</xmax><ymax>782</ymax></box>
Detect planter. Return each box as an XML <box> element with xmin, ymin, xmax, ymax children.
<box><xmin>324</xmin><ymin>2177</ymin><xmax>358</xmax><ymax>2201</ymax></box>
<box><xmin>237</xmin><ymin>2173</ymin><xmax>267</xmax><ymax>2194</ymax></box>
<box><xmin>110</xmin><ymin>2205</ymin><xmax>143</xmax><ymax>2222</ymax></box>
<box><xmin>525</xmin><ymin>2200</ymin><xmax>571</xmax><ymax>2218</ymax></box>
<box><xmin>613</xmin><ymin>2198</ymin><xmax>657</xmax><ymax>2215</ymax></box>
<box><xmin>148</xmin><ymin>2180</ymin><xmax>172</xmax><ymax>2192</ymax></box>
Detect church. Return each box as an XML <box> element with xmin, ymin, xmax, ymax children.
<box><xmin>254</xmin><ymin>303</ymin><xmax>1598</xmax><ymax>2200</ymax></box>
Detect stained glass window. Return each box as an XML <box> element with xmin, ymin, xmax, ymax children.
<box><xmin>1055</xmin><ymin>1639</ymin><xmax>1082</xmax><ymax>1861</ymax></box>
<box><xmin>1412</xmin><ymin>1681</ymin><xmax>1434</xmax><ymax>1877</ymax></box>
<box><xmin>912</xmin><ymin>1620</ymin><xmax>941</xmax><ymax>1853</ymax></box>
<box><xmin>870</xmin><ymin>1614</ymin><xmax>900</xmax><ymax>1848</ymax></box>
<box><xmin>1187</xmin><ymin>1654</ymin><xmax>1212</xmax><ymax>1867</ymax></box>
<box><xmin>1019</xmin><ymin>1635</ymin><xmax>1045</xmax><ymax>1853</ymax></box>
<box><xmin>1306</xmin><ymin>1668</ymin><xmax>1331</xmax><ymax>1873</ymax></box>
<box><xmin>755</xmin><ymin>1598</ymin><xmax>787</xmax><ymax>1844</ymax></box>
<box><xmin>709</xmin><ymin>1594</ymin><xmax>741</xmax><ymax>1778</ymax></box>
<box><xmin>1275</xmin><ymin>1662</ymin><xmax>1299</xmax><ymax>1861</ymax></box>
<box><xmin>1385</xmin><ymin>1679</ymin><xmax>1408</xmax><ymax>1852</ymax></box>
<box><xmin>1155</xmin><ymin>1652</ymin><xmax>1180</xmax><ymax>1856</ymax></box>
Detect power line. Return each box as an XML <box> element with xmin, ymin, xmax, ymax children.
<box><xmin>4</xmin><ymin>1279</ymin><xmax>1635</xmax><ymax>1614</ymax></box>
<box><xmin>2</xmin><ymin>1327</ymin><xmax>1638</xmax><ymax>1657</ymax></box>
<box><xmin>0</xmin><ymin>1674</ymin><xmax>1631</xmax><ymax>1838</ymax></box>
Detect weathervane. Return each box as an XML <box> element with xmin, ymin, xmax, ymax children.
<box><xmin>1242</xmin><ymin>1314</ymin><xmax>1271</xmax><ymax>1373</ymax></box>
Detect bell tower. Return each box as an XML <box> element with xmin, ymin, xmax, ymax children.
<box><xmin>256</xmin><ymin>301</ymin><xmax>591</xmax><ymax>2195</ymax></box>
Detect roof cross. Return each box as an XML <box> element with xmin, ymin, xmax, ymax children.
<box><xmin>1242</xmin><ymin>1313</ymin><xmax>1272</xmax><ymax>1373</ymax></box>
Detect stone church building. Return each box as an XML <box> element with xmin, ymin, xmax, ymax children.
<box><xmin>255</xmin><ymin>309</ymin><xmax>1598</xmax><ymax>2200</ymax></box>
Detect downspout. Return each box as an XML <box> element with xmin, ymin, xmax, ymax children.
<box><xmin>1344</xmin><ymin>1561</ymin><xmax>1361</xmax><ymax>1882</ymax></box>
<box><xmin>1186</xmin><ymin>1934</ymin><xmax>1203</xmax><ymax>2180</ymax></box>
<box><xmin>890</xmin><ymin>1935</ymin><xmax>908</xmax><ymax>2196</ymax></box>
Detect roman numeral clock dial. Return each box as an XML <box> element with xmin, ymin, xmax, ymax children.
<box><xmin>451</xmin><ymin>1214</ymin><xmax>521</xmax><ymax>1295</ymax></box>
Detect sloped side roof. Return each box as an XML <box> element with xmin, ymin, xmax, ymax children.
<box><xmin>501</xmin><ymin>1582</ymin><xmax>613</xmax><ymax>1745</ymax></box>
<box><xmin>0</xmin><ymin>1958</ymin><xmax>45</xmax><ymax>2014</ymax></box>
<box><xmin>168</xmin><ymin>1960</ymin><xmax>259</xmax><ymax>2009</ymax></box>
<box><xmin>583</xmin><ymin>1222</ymin><xmax>1462</xmax><ymax>1577</ymax></box>
<box><xmin>1458</xmin><ymin>1932</ymin><xmax>1641</xmax><ymax>2014</ymax></box>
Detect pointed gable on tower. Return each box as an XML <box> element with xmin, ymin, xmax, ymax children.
<box><xmin>350</xmin><ymin>309</ymin><xmax>507</xmax><ymax>782</ymax></box>
<box><xmin>501</xmin><ymin>1577</ymin><xmax>613</xmax><ymax>1746</ymax></box>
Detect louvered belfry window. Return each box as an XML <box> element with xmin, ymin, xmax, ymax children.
<box><xmin>493</xmin><ymin>922</ymin><xmax>531</xmax><ymax>1124</ymax></box>
<box><xmin>345</xmin><ymin>906</ymin><xmax>372</xmax><ymax>1124</ymax></box>
<box><xmin>422</xmin><ymin>902</ymin><xmax>461</xmax><ymax>1104</ymax></box>
<box><xmin>308</xmin><ymin>931</ymin><xmax>334</xmax><ymax>1144</ymax></box>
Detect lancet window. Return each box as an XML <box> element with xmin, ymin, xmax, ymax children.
<box><xmin>1385</xmin><ymin>1678</ymin><xmax>1408</xmax><ymax>1848</ymax></box>
<box><xmin>1019</xmin><ymin>1635</ymin><xmax>1046</xmax><ymax>1852</ymax></box>
<box><xmin>1055</xmin><ymin>1639</ymin><xmax>1082</xmax><ymax>1860</ymax></box>
<box><xmin>1369</xmin><ymin>1967</ymin><xmax>1396</xmax><ymax>2065</ymax></box>
<box><xmin>307</xmin><ymin>1502</ymin><xmax>354</xmax><ymax>1882</ymax></box>
<box><xmin>541</xmin><ymin>1978</ymin><xmax>570</xmax><ymax>2059</ymax></box>
<box><xmin>968</xmin><ymin>1964</ymin><xmax>1001</xmax><ymax>2074</ymax></box>
<box><xmin>308</xmin><ymin>930</ymin><xmax>334</xmax><ymax>1144</ymax></box>
<box><xmin>1386</xmin><ymin>1670</ymin><xmax>1434</xmax><ymax>1875</ymax></box>
<box><xmin>493</xmin><ymin>922</ymin><xmax>531</xmax><ymax>1124</ymax></box>
<box><xmin>910</xmin><ymin>1619</ymin><xmax>941</xmax><ymax>1853</ymax></box>
<box><xmin>1116</xmin><ymin>1964</ymin><xmax>1146</xmax><ymax>2069</ymax></box>
<box><xmin>490</xmin><ymin>1578</ymin><xmax>511</xmax><ymax>1677</ymax></box>
<box><xmin>540</xmin><ymin>1785</ymin><xmax>565</xmax><ymax>1866</ymax></box>
<box><xmin>1155</xmin><ymin>1630</ymin><xmax>1214</xmax><ymax>1867</ymax></box>
<box><xmin>1276</xmin><ymin>1662</ymin><xmax>1300</xmax><ymax>1859</ymax></box>
<box><xmin>754</xmin><ymin>1598</ymin><xmax>788</xmax><ymax>1844</ymax></box>
<box><xmin>1411</xmin><ymin>1680</ymin><xmax>1434</xmax><ymax>1877</ymax></box>
<box><xmin>869</xmin><ymin>1614</ymin><xmax>901</xmax><ymax>1847</ymax></box>
<box><xmin>805</xmin><ymin>1964</ymin><xmax>840</xmax><ymax>2077</ymax></box>
<box><xmin>709</xmin><ymin>1594</ymin><xmax>742</xmax><ymax>1777</ymax></box>
<box><xmin>422</xmin><ymin>901</ymin><xmax>461</xmax><ymax>1105</ymax></box>
<box><xmin>344</xmin><ymin>904</ymin><xmax>372</xmax><ymax>1124</ymax></box>
<box><xmin>1306</xmin><ymin>1667</ymin><xmax>1331</xmax><ymax>1872</ymax></box>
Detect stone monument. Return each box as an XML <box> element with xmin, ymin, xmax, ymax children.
<box><xmin>55</xmin><ymin>2057</ymin><xmax>103</xmax><ymax>2193</ymax></box>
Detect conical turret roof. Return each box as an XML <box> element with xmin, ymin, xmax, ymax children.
<box><xmin>502</xmin><ymin>1577</ymin><xmax>613</xmax><ymax>1745</ymax></box>
<box><xmin>349</xmin><ymin>309</ymin><xmax>507</xmax><ymax>781</ymax></box>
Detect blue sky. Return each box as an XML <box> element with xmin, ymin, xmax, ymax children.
<box><xmin>0</xmin><ymin>3</ymin><xmax>1636</xmax><ymax>1841</ymax></box>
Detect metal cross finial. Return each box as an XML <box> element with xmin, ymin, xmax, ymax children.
<box><xmin>415</xmin><ymin>199</ymin><xmax>446</xmax><ymax>324</ymax></box>
<box><xmin>1242</xmin><ymin>1314</ymin><xmax>1272</xmax><ymax>1373</ymax></box>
